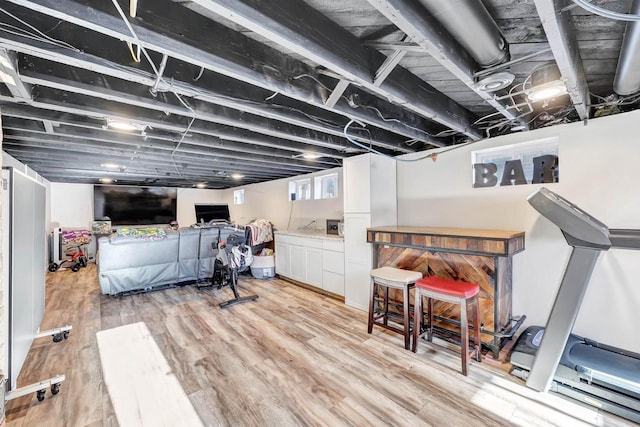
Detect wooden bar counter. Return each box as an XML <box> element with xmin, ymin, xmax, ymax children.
<box><xmin>367</xmin><ymin>226</ymin><xmax>525</xmax><ymax>359</ymax></box>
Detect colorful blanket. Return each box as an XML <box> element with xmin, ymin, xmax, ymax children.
<box><xmin>115</xmin><ymin>227</ymin><xmax>167</xmax><ymax>240</ymax></box>
<box><xmin>247</xmin><ymin>219</ymin><xmax>273</xmax><ymax>246</ymax></box>
<box><xmin>61</xmin><ymin>229</ymin><xmax>92</xmax><ymax>245</ymax></box>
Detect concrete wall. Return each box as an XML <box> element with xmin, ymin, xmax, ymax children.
<box><xmin>397</xmin><ymin>110</ymin><xmax>640</xmax><ymax>352</ymax></box>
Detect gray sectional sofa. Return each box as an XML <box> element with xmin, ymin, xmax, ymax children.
<box><xmin>97</xmin><ymin>226</ymin><xmax>244</xmax><ymax>295</ymax></box>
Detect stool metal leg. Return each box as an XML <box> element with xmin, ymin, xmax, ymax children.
<box><xmin>383</xmin><ymin>285</ymin><xmax>389</xmax><ymax>326</ymax></box>
<box><xmin>472</xmin><ymin>296</ymin><xmax>482</xmax><ymax>362</ymax></box>
<box><xmin>403</xmin><ymin>284</ymin><xmax>411</xmax><ymax>350</ymax></box>
<box><xmin>460</xmin><ymin>298</ymin><xmax>469</xmax><ymax>376</ymax></box>
<box><xmin>427</xmin><ymin>297</ymin><xmax>434</xmax><ymax>342</ymax></box>
<box><xmin>367</xmin><ymin>277</ymin><xmax>375</xmax><ymax>334</ymax></box>
<box><xmin>412</xmin><ymin>291</ymin><xmax>422</xmax><ymax>352</ymax></box>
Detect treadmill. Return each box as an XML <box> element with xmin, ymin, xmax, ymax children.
<box><xmin>510</xmin><ymin>187</ymin><xmax>640</xmax><ymax>423</ymax></box>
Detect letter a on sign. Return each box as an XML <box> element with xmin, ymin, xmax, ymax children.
<box><xmin>500</xmin><ymin>159</ymin><xmax>527</xmax><ymax>186</ymax></box>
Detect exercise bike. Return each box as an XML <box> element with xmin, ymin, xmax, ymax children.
<box><xmin>205</xmin><ymin>234</ymin><xmax>258</xmax><ymax>309</ymax></box>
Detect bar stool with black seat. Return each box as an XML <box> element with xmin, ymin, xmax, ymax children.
<box><xmin>368</xmin><ymin>266</ymin><xmax>422</xmax><ymax>350</ymax></box>
<box><xmin>412</xmin><ymin>277</ymin><xmax>482</xmax><ymax>376</ymax></box>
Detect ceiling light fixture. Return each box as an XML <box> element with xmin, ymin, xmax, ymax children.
<box><xmin>525</xmin><ymin>62</ymin><xmax>568</xmax><ymax>102</ymax></box>
<box><xmin>230</xmin><ymin>174</ymin><xmax>245</xmax><ymax>179</ymax></box>
<box><xmin>99</xmin><ymin>178</ymin><xmax>116</xmax><ymax>183</ymax></box>
<box><xmin>195</xmin><ymin>182</ymin><xmax>207</xmax><ymax>188</ymax></box>
<box><xmin>475</xmin><ymin>72</ymin><xmax>515</xmax><ymax>92</ymax></box>
<box><xmin>101</xmin><ymin>163</ymin><xmax>121</xmax><ymax>169</ymax></box>
<box><xmin>301</xmin><ymin>153</ymin><xmax>321</xmax><ymax>159</ymax></box>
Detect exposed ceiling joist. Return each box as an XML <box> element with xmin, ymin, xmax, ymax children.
<box><xmin>0</xmin><ymin>48</ymin><xmax>31</xmax><ymax>99</ymax></box>
<box><xmin>6</xmin><ymin>0</ymin><xmax>446</xmax><ymax>146</ymax></box>
<box><xmin>0</xmin><ymin>31</ymin><xmax>402</xmax><ymax>150</ymax></box>
<box><xmin>533</xmin><ymin>0</ymin><xmax>590</xmax><ymax>120</ymax></box>
<box><xmin>365</xmin><ymin>0</ymin><xmax>519</xmax><ymax>123</ymax></box>
<box><xmin>189</xmin><ymin>0</ymin><xmax>481</xmax><ymax>140</ymax></box>
<box><xmin>1</xmin><ymin>103</ymin><xmax>353</xmax><ymax>159</ymax></box>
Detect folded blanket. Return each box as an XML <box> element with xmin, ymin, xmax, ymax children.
<box><xmin>247</xmin><ymin>219</ymin><xmax>273</xmax><ymax>246</ymax></box>
<box><xmin>61</xmin><ymin>229</ymin><xmax>92</xmax><ymax>245</ymax></box>
<box><xmin>115</xmin><ymin>227</ymin><xmax>167</xmax><ymax>240</ymax></box>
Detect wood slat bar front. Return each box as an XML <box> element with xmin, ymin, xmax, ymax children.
<box><xmin>367</xmin><ymin>226</ymin><xmax>525</xmax><ymax>359</ymax></box>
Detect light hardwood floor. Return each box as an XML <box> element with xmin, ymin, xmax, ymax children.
<box><xmin>4</xmin><ymin>265</ymin><xmax>634</xmax><ymax>426</ymax></box>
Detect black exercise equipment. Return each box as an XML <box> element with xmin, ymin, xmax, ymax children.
<box><xmin>510</xmin><ymin>187</ymin><xmax>640</xmax><ymax>422</ymax></box>
<box><xmin>206</xmin><ymin>233</ymin><xmax>258</xmax><ymax>309</ymax></box>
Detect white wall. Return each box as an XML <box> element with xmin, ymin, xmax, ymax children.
<box><xmin>220</xmin><ymin>167</ymin><xmax>344</xmax><ymax>231</ymax></box>
<box><xmin>397</xmin><ymin>110</ymin><xmax>640</xmax><ymax>352</ymax></box>
<box><xmin>176</xmin><ymin>188</ymin><xmax>223</xmax><ymax>227</ymax></box>
<box><xmin>50</xmin><ymin>183</ymin><xmax>94</xmax><ymax>228</ymax></box>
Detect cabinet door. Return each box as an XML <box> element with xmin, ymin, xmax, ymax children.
<box><xmin>323</xmin><ymin>271</ymin><xmax>344</xmax><ymax>296</ymax></box>
<box><xmin>306</xmin><ymin>247</ymin><xmax>323</xmax><ymax>288</ymax></box>
<box><xmin>289</xmin><ymin>244</ymin><xmax>306</xmax><ymax>282</ymax></box>
<box><xmin>344</xmin><ymin>213</ymin><xmax>372</xmax><ymax>310</ymax></box>
<box><xmin>275</xmin><ymin>242</ymin><xmax>290</xmax><ymax>277</ymax></box>
<box><xmin>343</xmin><ymin>154</ymin><xmax>371</xmax><ymax>214</ymax></box>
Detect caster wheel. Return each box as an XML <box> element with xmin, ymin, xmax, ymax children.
<box><xmin>52</xmin><ymin>333</ymin><xmax>63</xmax><ymax>343</ymax></box>
<box><xmin>48</xmin><ymin>263</ymin><xmax>59</xmax><ymax>272</ymax></box>
<box><xmin>51</xmin><ymin>383</ymin><xmax>61</xmax><ymax>395</ymax></box>
<box><xmin>63</xmin><ymin>331</ymin><xmax>70</xmax><ymax>340</ymax></box>
<box><xmin>71</xmin><ymin>263</ymin><xmax>80</xmax><ymax>272</ymax></box>
<box><xmin>37</xmin><ymin>389</ymin><xmax>45</xmax><ymax>402</ymax></box>
<box><xmin>79</xmin><ymin>257</ymin><xmax>87</xmax><ymax>268</ymax></box>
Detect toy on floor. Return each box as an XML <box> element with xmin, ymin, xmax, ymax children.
<box><xmin>48</xmin><ymin>245</ymin><xmax>88</xmax><ymax>272</ymax></box>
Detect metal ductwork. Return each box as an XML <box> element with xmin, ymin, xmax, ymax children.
<box><xmin>417</xmin><ymin>0</ymin><xmax>509</xmax><ymax>68</ymax></box>
<box><xmin>614</xmin><ymin>0</ymin><xmax>640</xmax><ymax>95</ymax></box>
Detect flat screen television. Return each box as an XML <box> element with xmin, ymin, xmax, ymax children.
<box><xmin>94</xmin><ymin>185</ymin><xmax>177</xmax><ymax>226</ymax></box>
<box><xmin>194</xmin><ymin>204</ymin><xmax>230</xmax><ymax>223</ymax></box>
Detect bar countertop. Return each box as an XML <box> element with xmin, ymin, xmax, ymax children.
<box><xmin>367</xmin><ymin>226</ymin><xmax>525</xmax><ymax>257</ymax></box>
<box><xmin>367</xmin><ymin>226</ymin><xmax>524</xmax><ymax>240</ymax></box>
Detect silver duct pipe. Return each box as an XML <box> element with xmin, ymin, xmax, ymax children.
<box><xmin>417</xmin><ymin>0</ymin><xmax>508</xmax><ymax>67</ymax></box>
<box><xmin>614</xmin><ymin>0</ymin><xmax>640</xmax><ymax>95</ymax></box>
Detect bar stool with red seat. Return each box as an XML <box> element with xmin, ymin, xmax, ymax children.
<box><xmin>412</xmin><ymin>276</ymin><xmax>482</xmax><ymax>376</ymax></box>
<box><xmin>368</xmin><ymin>266</ymin><xmax>422</xmax><ymax>349</ymax></box>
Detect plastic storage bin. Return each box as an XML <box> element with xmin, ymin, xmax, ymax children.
<box><xmin>251</xmin><ymin>255</ymin><xmax>275</xmax><ymax>279</ymax></box>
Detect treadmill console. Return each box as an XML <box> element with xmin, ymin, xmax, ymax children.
<box><xmin>527</xmin><ymin>187</ymin><xmax>611</xmax><ymax>247</ymax></box>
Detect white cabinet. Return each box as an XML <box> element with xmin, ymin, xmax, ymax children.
<box><xmin>343</xmin><ymin>213</ymin><xmax>372</xmax><ymax>310</ymax></box>
<box><xmin>275</xmin><ymin>233</ymin><xmax>344</xmax><ymax>296</ymax></box>
<box><xmin>306</xmin><ymin>247</ymin><xmax>323</xmax><ymax>288</ymax></box>
<box><xmin>343</xmin><ymin>154</ymin><xmax>397</xmax><ymax>310</ymax></box>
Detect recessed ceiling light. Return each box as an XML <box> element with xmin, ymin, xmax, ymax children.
<box><xmin>106</xmin><ymin>120</ymin><xmax>138</xmax><ymax>131</ymax></box>
<box><xmin>230</xmin><ymin>174</ymin><xmax>244</xmax><ymax>179</ymax></box>
<box><xmin>301</xmin><ymin>153</ymin><xmax>321</xmax><ymax>159</ymax></box>
<box><xmin>101</xmin><ymin>163</ymin><xmax>121</xmax><ymax>169</ymax></box>
<box><xmin>525</xmin><ymin>62</ymin><xmax>568</xmax><ymax>102</ymax></box>
<box><xmin>99</xmin><ymin>178</ymin><xmax>116</xmax><ymax>183</ymax></box>
<box><xmin>195</xmin><ymin>182</ymin><xmax>207</xmax><ymax>188</ymax></box>
<box><xmin>527</xmin><ymin>81</ymin><xmax>568</xmax><ymax>102</ymax></box>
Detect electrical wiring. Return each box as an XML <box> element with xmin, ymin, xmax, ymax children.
<box><xmin>343</xmin><ymin>120</ymin><xmax>472</xmax><ymax>162</ymax></box>
<box><xmin>0</xmin><ymin>8</ymin><xmax>80</xmax><ymax>51</ymax></box>
<box><xmin>171</xmin><ymin>116</ymin><xmax>196</xmax><ymax>156</ymax></box>
<box><xmin>571</xmin><ymin>0</ymin><xmax>640</xmax><ymax>21</ymax></box>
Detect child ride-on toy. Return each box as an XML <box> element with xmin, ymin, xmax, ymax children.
<box><xmin>48</xmin><ymin>245</ymin><xmax>88</xmax><ymax>272</ymax></box>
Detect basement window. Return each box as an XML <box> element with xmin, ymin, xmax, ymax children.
<box><xmin>288</xmin><ymin>178</ymin><xmax>311</xmax><ymax>201</ymax></box>
<box><xmin>314</xmin><ymin>173</ymin><xmax>338</xmax><ymax>200</ymax></box>
<box><xmin>233</xmin><ymin>189</ymin><xmax>245</xmax><ymax>205</ymax></box>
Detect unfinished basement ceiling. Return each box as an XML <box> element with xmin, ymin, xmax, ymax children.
<box><xmin>0</xmin><ymin>0</ymin><xmax>637</xmax><ymax>188</ymax></box>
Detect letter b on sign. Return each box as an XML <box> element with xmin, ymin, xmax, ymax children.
<box><xmin>473</xmin><ymin>163</ymin><xmax>498</xmax><ymax>188</ymax></box>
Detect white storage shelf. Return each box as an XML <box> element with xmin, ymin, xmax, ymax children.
<box><xmin>275</xmin><ymin>232</ymin><xmax>344</xmax><ymax>296</ymax></box>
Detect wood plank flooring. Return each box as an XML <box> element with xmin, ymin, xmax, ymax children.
<box><xmin>4</xmin><ymin>265</ymin><xmax>634</xmax><ymax>426</ymax></box>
